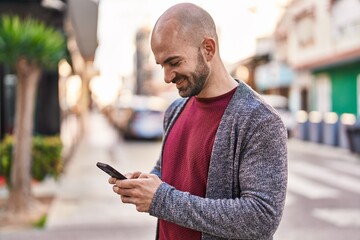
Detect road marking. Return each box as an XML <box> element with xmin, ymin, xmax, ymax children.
<box><xmin>288</xmin><ymin>174</ymin><xmax>339</xmax><ymax>199</ymax></box>
<box><xmin>291</xmin><ymin>162</ymin><xmax>360</xmax><ymax>194</ymax></box>
<box><xmin>328</xmin><ymin>161</ymin><xmax>360</xmax><ymax>177</ymax></box>
<box><xmin>312</xmin><ymin>208</ymin><xmax>360</xmax><ymax>227</ymax></box>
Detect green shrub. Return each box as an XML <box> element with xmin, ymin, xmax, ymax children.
<box><xmin>0</xmin><ymin>135</ymin><xmax>63</xmax><ymax>186</ymax></box>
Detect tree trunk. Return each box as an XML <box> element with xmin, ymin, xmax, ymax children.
<box><xmin>6</xmin><ymin>58</ymin><xmax>45</xmax><ymax>223</ymax></box>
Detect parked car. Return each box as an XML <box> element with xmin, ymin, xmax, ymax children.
<box><xmin>260</xmin><ymin>94</ymin><xmax>296</xmax><ymax>138</ymax></box>
<box><xmin>117</xmin><ymin>95</ymin><xmax>167</xmax><ymax>141</ymax></box>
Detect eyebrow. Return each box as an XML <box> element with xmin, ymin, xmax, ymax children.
<box><xmin>158</xmin><ymin>56</ymin><xmax>181</xmax><ymax>65</ymax></box>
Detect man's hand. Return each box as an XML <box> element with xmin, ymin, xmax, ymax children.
<box><xmin>109</xmin><ymin>172</ymin><xmax>162</xmax><ymax>212</ymax></box>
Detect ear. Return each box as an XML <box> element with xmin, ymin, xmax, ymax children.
<box><xmin>202</xmin><ymin>38</ymin><xmax>216</xmax><ymax>61</ymax></box>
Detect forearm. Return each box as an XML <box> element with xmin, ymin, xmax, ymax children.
<box><xmin>149</xmin><ymin>183</ymin><xmax>281</xmax><ymax>239</ymax></box>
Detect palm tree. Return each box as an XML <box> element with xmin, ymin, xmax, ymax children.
<box><xmin>0</xmin><ymin>15</ymin><xmax>66</xmax><ymax>223</ymax></box>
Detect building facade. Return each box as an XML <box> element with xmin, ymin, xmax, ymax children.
<box><xmin>275</xmin><ymin>0</ymin><xmax>360</xmax><ymax>116</ymax></box>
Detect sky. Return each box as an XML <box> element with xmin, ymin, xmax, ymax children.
<box><xmin>94</xmin><ymin>0</ymin><xmax>289</xmax><ymax>79</ymax></box>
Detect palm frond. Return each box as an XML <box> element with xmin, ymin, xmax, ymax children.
<box><xmin>0</xmin><ymin>15</ymin><xmax>66</xmax><ymax>69</ymax></box>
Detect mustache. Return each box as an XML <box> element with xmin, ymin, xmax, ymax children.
<box><xmin>172</xmin><ymin>74</ymin><xmax>186</xmax><ymax>84</ymax></box>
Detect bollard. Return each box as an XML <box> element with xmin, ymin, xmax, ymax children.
<box><xmin>322</xmin><ymin>112</ymin><xmax>339</xmax><ymax>146</ymax></box>
<box><xmin>346</xmin><ymin>118</ymin><xmax>360</xmax><ymax>154</ymax></box>
<box><xmin>295</xmin><ymin>110</ymin><xmax>309</xmax><ymax>141</ymax></box>
<box><xmin>308</xmin><ymin>111</ymin><xmax>323</xmax><ymax>143</ymax></box>
<box><xmin>338</xmin><ymin>113</ymin><xmax>356</xmax><ymax>149</ymax></box>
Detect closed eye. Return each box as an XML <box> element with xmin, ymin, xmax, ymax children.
<box><xmin>162</xmin><ymin>56</ymin><xmax>181</xmax><ymax>68</ymax></box>
<box><xmin>169</xmin><ymin>61</ymin><xmax>181</xmax><ymax>67</ymax></box>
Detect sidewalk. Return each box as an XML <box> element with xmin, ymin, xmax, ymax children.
<box><xmin>0</xmin><ymin>111</ymin><xmax>358</xmax><ymax>240</ymax></box>
<box><xmin>0</xmin><ymin>112</ymin><xmax>157</xmax><ymax>240</ymax></box>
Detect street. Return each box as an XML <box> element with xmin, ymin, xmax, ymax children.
<box><xmin>0</xmin><ymin>112</ymin><xmax>359</xmax><ymax>240</ymax></box>
<box><xmin>275</xmin><ymin>139</ymin><xmax>360</xmax><ymax>240</ymax></box>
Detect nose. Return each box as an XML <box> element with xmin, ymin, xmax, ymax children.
<box><xmin>164</xmin><ymin>67</ymin><xmax>175</xmax><ymax>84</ymax></box>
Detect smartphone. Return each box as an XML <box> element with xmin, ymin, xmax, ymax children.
<box><xmin>96</xmin><ymin>162</ymin><xmax>127</xmax><ymax>180</ymax></box>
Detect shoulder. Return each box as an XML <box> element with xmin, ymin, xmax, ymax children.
<box><xmin>231</xmin><ymin>82</ymin><xmax>281</xmax><ymax>119</ymax></box>
<box><xmin>226</xmin><ymin>82</ymin><xmax>286</xmax><ymax>133</ymax></box>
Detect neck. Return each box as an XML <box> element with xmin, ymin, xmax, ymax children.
<box><xmin>197</xmin><ymin>61</ymin><xmax>238</xmax><ymax>98</ymax></box>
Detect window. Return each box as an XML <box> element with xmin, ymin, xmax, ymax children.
<box><xmin>294</xmin><ymin>6</ymin><xmax>316</xmax><ymax>48</ymax></box>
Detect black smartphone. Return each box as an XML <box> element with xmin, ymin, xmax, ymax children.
<box><xmin>96</xmin><ymin>162</ymin><xmax>127</xmax><ymax>180</ymax></box>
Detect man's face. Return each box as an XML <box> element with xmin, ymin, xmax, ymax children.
<box><xmin>171</xmin><ymin>50</ymin><xmax>210</xmax><ymax>97</ymax></box>
<box><xmin>151</xmin><ymin>22</ymin><xmax>210</xmax><ymax>97</ymax></box>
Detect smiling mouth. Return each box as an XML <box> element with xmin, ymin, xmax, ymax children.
<box><xmin>173</xmin><ymin>77</ymin><xmax>185</xmax><ymax>86</ymax></box>
<box><xmin>176</xmin><ymin>79</ymin><xmax>185</xmax><ymax>86</ymax></box>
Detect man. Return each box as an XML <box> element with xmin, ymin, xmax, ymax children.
<box><xmin>109</xmin><ymin>3</ymin><xmax>288</xmax><ymax>240</ymax></box>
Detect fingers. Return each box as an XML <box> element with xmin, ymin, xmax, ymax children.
<box><xmin>110</xmin><ymin>174</ymin><xmax>162</xmax><ymax>213</ymax></box>
<box><xmin>111</xmin><ymin>178</ymin><xmax>140</xmax><ymax>197</ymax></box>
<box><xmin>138</xmin><ymin>172</ymin><xmax>151</xmax><ymax>178</ymax></box>
<box><xmin>120</xmin><ymin>195</ymin><xmax>132</xmax><ymax>204</ymax></box>
<box><xmin>112</xmin><ymin>184</ymin><xmax>146</xmax><ymax>211</ymax></box>
<box><xmin>108</xmin><ymin>177</ymin><xmax>117</xmax><ymax>184</ymax></box>
<box><xmin>108</xmin><ymin>172</ymin><xmax>143</xmax><ymax>184</ymax></box>
<box><xmin>112</xmin><ymin>184</ymin><xmax>133</xmax><ymax>196</ymax></box>
<box><xmin>129</xmin><ymin>171</ymin><xmax>142</xmax><ymax>179</ymax></box>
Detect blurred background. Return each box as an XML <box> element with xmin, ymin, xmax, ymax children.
<box><xmin>0</xmin><ymin>0</ymin><xmax>359</xmax><ymax>239</ymax></box>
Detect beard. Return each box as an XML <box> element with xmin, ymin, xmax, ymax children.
<box><xmin>175</xmin><ymin>50</ymin><xmax>210</xmax><ymax>98</ymax></box>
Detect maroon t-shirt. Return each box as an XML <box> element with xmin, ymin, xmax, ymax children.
<box><xmin>159</xmin><ymin>87</ymin><xmax>236</xmax><ymax>240</ymax></box>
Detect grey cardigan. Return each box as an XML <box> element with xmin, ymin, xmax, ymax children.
<box><xmin>149</xmin><ymin>81</ymin><xmax>288</xmax><ymax>240</ymax></box>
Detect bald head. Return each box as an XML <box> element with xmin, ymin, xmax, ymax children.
<box><xmin>151</xmin><ymin>3</ymin><xmax>218</xmax><ymax>48</ymax></box>
<box><xmin>150</xmin><ymin>3</ymin><xmax>236</xmax><ymax>98</ymax></box>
